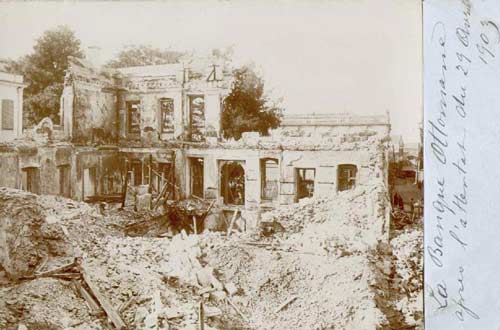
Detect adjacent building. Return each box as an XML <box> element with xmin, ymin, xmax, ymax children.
<box><xmin>0</xmin><ymin>71</ymin><xmax>25</xmax><ymax>142</ymax></box>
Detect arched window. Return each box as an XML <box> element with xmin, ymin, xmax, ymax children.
<box><xmin>220</xmin><ymin>161</ymin><xmax>245</xmax><ymax>205</ymax></box>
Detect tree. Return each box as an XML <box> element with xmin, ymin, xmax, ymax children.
<box><xmin>105</xmin><ymin>45</ymin><xmax>184</xmax><ymax>68</ymax></box>
<box><xmin>6</xmin><ymin>26</ymin><xmax>84</xmax><ymax>126</ymax></box>
<box><xmin>221</xmin><ymin>66</ymin><xmax>282</xmax><ymax>140</ymax></box>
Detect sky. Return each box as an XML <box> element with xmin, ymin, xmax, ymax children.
<box><xmin>0</xmin><ymin>0</ymin><xmax>422</xmax><ymax>142</ymax></box>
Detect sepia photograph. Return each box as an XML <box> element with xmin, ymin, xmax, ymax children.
<box><xmin>0</xmin><ymin>1</ymin><xmax>423</xmax><ymax>329</ymax></box>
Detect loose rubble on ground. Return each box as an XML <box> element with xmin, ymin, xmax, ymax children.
<box><xmin>0</xmin><ymin>186</ymin><xmax>422</xmax><ymax>330</ymax></box>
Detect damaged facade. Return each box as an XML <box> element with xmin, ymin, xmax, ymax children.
<box><xmin>0</xmin><ymin>56</ymin><xmax>392</xmax><ymax>237</ymax></box>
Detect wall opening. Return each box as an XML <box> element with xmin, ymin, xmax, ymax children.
<box><xmin>131</xmin><ymin>160</ymin><xmax>143</xmax><ymax>186</ymax></box>
<box><xmin>83</xmin><ymin>167</ymin><xmax>97</xmax><ymax>200</ymax></box>
<box><xmin>296</xmin><ymin>168</ymin><xmax>315</xmax><ymax>201</ymax></box>
<box><xmin>338</xmin><ymin>164</ymin><xmax>357</xmax><ymax>191</ymax></box>
<box><xmin>261</xmin><ymin>158</ymin><xmax>279</xmax><ymax>202</ymax></box>
<box><xmin>189</xmin><ymin>95</ymin><xmax>205</xmax><ymax>142</ymax></box>
<box><xmin>189</xmin><ymin>157</ymin><xmax>204</xmax><ymax>198</ymax></box>
<box><xmin>157</xmin><ymin>162</ymin><xmax>173</xmax><ymax>197</ymax></box>
<box><xmin>58</xmin><ymin>164</ymin><xmax>71</xmax><ymax>198</ymax></box>
<box><xmin>23</xmin><ymin>167</ymin><xmax>40</xmax><ymax>194</ymax></box>
<box><xmin>159</xmin><ymin>98</ymin><xmax>174</xmax><ymax>134</ymax></box>
<box><xmin>126</xmin><ymin>101</ymin><xmax>141</xmax><ymax>135</ymax></box>
<box><xmin>220</xmin><ymin>161</ymin><xmax>245</xmax><ymax>205</ymax></box>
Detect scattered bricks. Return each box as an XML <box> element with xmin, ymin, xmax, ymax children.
<box><xmin>209</xmin><ymin>290</ymin><xmax>227</xmax><ymax>303</ymax></box>
<box><xmin>224</xmin><ymin>282</ymin><xmax>238</xmax><ymax>296</ymax></box>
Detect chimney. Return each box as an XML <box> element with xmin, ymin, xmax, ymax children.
<box><xmin>86</xmin><ymin>46</ymin><xmax>102</xmax><ymax>68</ymax></box>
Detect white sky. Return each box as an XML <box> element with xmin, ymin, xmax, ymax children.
<box><xmin>0</xmin><ymin>0</ymin><xmax>422</xmax><ymax>142</ymax></box>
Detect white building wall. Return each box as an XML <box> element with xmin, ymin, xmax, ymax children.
<box><xmin>0</xmin><ymin>72</ymin><xmax>25</xmax><ymax>142</ymax></box>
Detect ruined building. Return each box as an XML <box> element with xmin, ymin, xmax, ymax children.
<box><xmin>0</xmin><ymin>56</ymin><xmax>391</xmax><ymax>235</ymax></box>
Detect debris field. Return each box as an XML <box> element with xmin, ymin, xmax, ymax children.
<box><xmin>0</xmin><ymin>186</ymin><xmax>422</xmax><ymax>330</ymax></box>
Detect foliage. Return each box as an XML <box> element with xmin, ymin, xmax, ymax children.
<box><xmin>5</xmin><ymin>26</ymin><xmax>84</xmax><ymax>126</ymax></box>
<box><xmin>105</xmin><ymin>45</ymin><xmax>184</xmax><ymax>68</ymax></box>
<box><xmin>221</xmin><ymin>66</ymin><xmax>282</xmax><ymax>140</ymax></box>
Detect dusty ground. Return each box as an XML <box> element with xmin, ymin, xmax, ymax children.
<box><xmin>0</xmin><ymin>187</ymin><xmax>422</xmax><ymax>330</ymax></box>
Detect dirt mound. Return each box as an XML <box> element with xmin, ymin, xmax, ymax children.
<box><xmin>0</xmin><ymin>188</ymin><xmax>76</xmax><ymax>278</ymax></box>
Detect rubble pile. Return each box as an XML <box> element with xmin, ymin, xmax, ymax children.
<box><xmin>0</xmin><ymin>185</ymin><xmax>421</xmax><ymax>330</ymax></box>
<box><xmin>201</xmin><ymin>235</ymin><xmax>386</xmax><ymax>330</ymax></box>
<box><xmin>0</xmin><ymin>188</ymin><xmax>77</xmax><ymax>279</ymax></box>
<box><xmin>391</xmin><ymin>226</ymin><xmax>423</xmax><ymax>328</ymax></box>
<box><xmin>261</xmin><ymin>187</ymin><xmax>384</xmax><ymax>255</ymax></box>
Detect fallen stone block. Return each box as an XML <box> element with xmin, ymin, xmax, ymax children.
<box><xmin>196</xmin><ymin>267</ymin><xmax>214</xmax><ymax>287</ymax></box>
<box><xmin>204</xmin><ymin>306</ymin><xmax>222</xmax><ymax>318</ymax></box>
<box><xmin>210</xmin><ymin>290</ymin><xmax>227</xmax><ymax>303</ymax></box>
<box><xmin>224</xmin><ymin>282</ymin><xmax>238</xmax><ymax>296</ymax></box>
<box><xmin>136</xmin><ymin>193</ymin><xmax>152</xmax><ymax>211</ymax></box>
<box><xmin>210</xmin><ymin>275</ymin><xmax>224</xmax><ymax>291</ymax></box>
<box><xmin>163</xmin><ymin>307</ymin><xmax>183</xmax><ymax>320</ymax></box>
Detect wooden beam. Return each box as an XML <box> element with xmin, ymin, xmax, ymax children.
<box><xmin>73</xmin><ymin>280</ymin><xmax>102</xmax><ymax>316</ymax></box>
<box><xmin>81</xmin><ymin>271</ymin><xmax>126</xmax><ymax>329</ymax></box>
<box><xmin>226</xmin><ymin>297</ymin><xmax>248</xmax><ymax>322</ymax></box>
<box><xmin>226</xmin><ymin>209</ymin><xmax>239</xmax><ymax>238</ymax></box>
<box><xmin>274</xmin><ymin>296</ymin><xmax>298</xmax><ymax>313</ymax></box>
<box><xmin>193</xmin><ymin>215</ymin><xmax>198</xmax><ymax>235</ymax></box>
<box><xmin>35</xmin><ymin>258</ymin><xmax>76</xmax><ymax>277</ymax></box>
<box><xmin>198</xmin><ymin>301</ymin><xmax>205</xmax><ymax>330</ymax></box>
<box><xmin>121</xmin><ymin>166</ymin><xmax>129</xmax><ymax>209</ymax></box>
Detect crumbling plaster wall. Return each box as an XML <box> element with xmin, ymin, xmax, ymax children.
<box><xmin>62</xmin><ymin>58</ymin><xmax>119</xmax><ymax>145</ymax></box>
<box><xmin>0</xmin><ymin>148</ymin><xmax>19</xmax><ymax>188</ymax></box>
<box><xmin>0</xmin><ymin>144</ymin><xmax>73</xmax><ymax>196</ymax></box>
<box><xmin>279</xmin><ymin>149</ymin><xmax>375</xmax><ymax>204</ymax></box>
<box><xmin>121</xmin><ymin>90</ymin><xmax>183</xmax><ymax>142</ymax></box>
<box><xmin>73</xmin><ymin>148</ymin><xmax>123</xmax><ymax>201</ymax></box>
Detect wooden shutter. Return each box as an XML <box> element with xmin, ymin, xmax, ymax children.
<box><xmin>2</xmin><ymin>99</ymin><xmax>14</xmax><ymax>130</ymax></box>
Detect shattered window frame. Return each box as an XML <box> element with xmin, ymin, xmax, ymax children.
<box><xmin>188</xmin><ymin>95</ymin><xmax>205</xmax><ymax>142</ymax></box>
<box><xmin>261</xmin><ymin>158</ymin><xmax>279</xmax><ymax>201</ymax></box>
<box><xmin>220</xmin><ymin>160</ymin><xmax>245</xmax><ymax>206</ymax></box>
<box><xmin>296</xmin><ymin>168</ymin><xmax>315</xmax><ymax>201</ymax></box>
<box><xmin>126</xmin><ymin>100</ymin><xmax>141</xmax><ymax>135</ymax></box>
<box><xmin>189</xmin><ymin>157</ymin><xmax>204</xmax><ymax>198</ymax></box>
<box><xmin>157</xmin><ymin>162</ymin><xmax>173</xmax><ymax>197</ymax></box>
<box><xmin>159</xmin><ymin>98</ymin><xmax>175</xmax><ymax>134</ymax></box>
<box><xmin>337</xmin><ymin>164</ymin><xmax>358</xmax><ymax>191</ymax></box>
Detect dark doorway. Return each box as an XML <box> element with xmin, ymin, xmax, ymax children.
<box><xmin>190</xmin><ymin>157</ymin><xmax>204</xmax><ymax>198</ymax></box>
<box><xmin>296</xmin><ymin>168</ymin><xmax>315</xmax><ymax>201</ymax></box>
<box><xmin>23</xmin><ymin>167</ymin><xmax>40</xmax><ymax>194</ymax></box>
<box><xmin>220</xmin><ymin>161</ymin><xmax>245</xmax><ymax>205</ymax></box>
<box><xmin>58</xmin><ymin>165</ymin><xmax>71</xmax><ymax>197</ymax></box>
